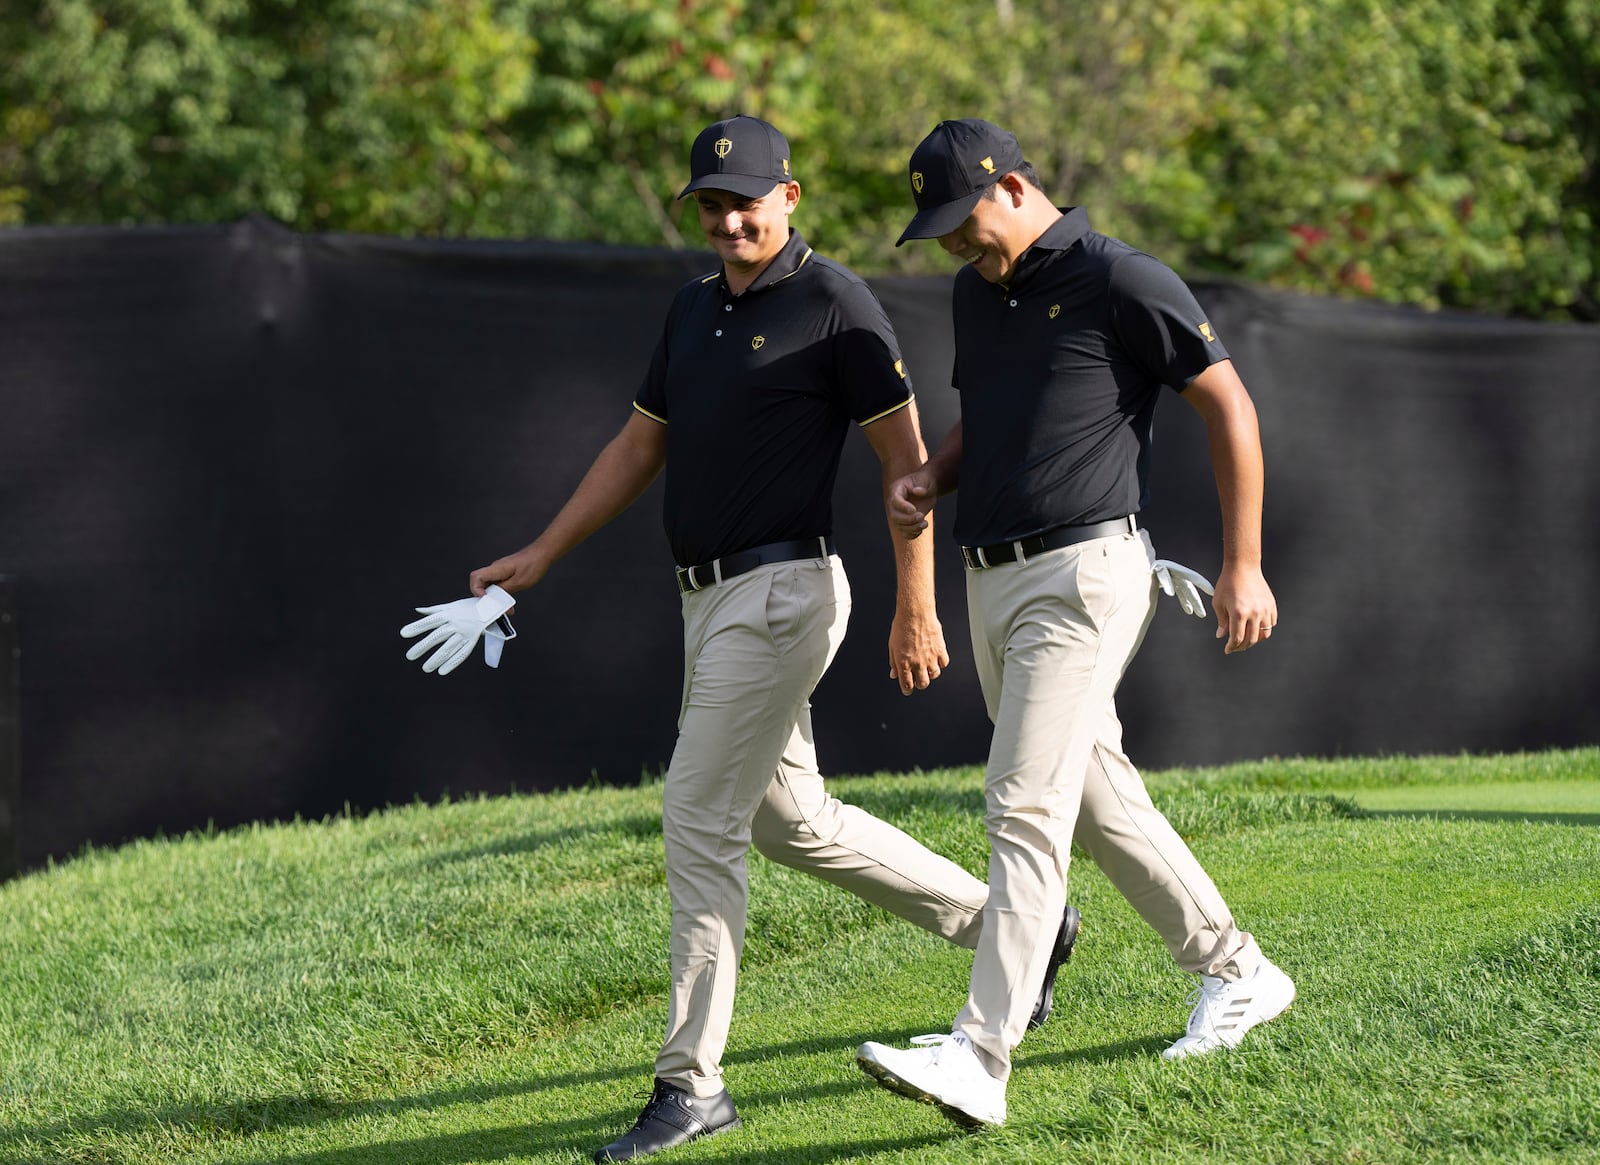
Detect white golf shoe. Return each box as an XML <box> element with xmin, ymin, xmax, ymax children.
<box><xmin>856</xmin><ymin>1032</ymin><xmax>1006</xmax><ymax>1127</ymax></box>
<box><xmin>1162</xmin><ymin>958</ymin><xmax>1296</xmax><ymax>1060</ymax></box>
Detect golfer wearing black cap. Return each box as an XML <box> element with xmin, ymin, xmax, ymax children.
<box><xmin>467</xmin><ymin>115</ymin><xmax>1080</xmax><ymax>1161</ymax></box>
<box><xmin>856</xmin><ymin>119</ymin><xmax>1295</xmax><ymax>1127</ymax></box>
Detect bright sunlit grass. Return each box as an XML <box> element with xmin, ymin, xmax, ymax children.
<box><xmin>1</xmin><ymin>749</ymin><xmax>1596</xmax><ymax>1163</ymax></box>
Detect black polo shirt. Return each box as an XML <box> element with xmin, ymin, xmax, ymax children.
<box><xmin>635</xmin><ymin>229</ymin><xmax>913</xmax><ymax>566</ymax></box>
<box><xmin>949</xmin><ymin>207</ymin><xmax>1229</xmax><ymax>545</ymax></box>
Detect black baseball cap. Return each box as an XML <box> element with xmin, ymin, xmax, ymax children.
<box><xmin>896</xmin><ymin>118</ymin><xmax>1025</xmax><ymax>245</ymax></box>
<box><xmin>678</xmin><ymin>115</ymin><xmax>794</xmax><ymax>200</ymax></box>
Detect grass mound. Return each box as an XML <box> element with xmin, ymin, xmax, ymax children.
<box><xmin>1</xmin><ymin>748</ymin><xmax>1596</xmax><ymax>1163</ymax></box>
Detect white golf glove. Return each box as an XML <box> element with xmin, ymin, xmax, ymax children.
<box><xmin>1139</xmin><ymin>528</ymin><xmax>1214</xmax><ymax>618</ymax></box>
<box><xmin>400</xmin><ymin>585</ymin><xmax>517</xmax><ymax>675</ymax></box>
<box><xmin>1153</xmin><ymin>559</ymin><xmax>1215</xmax><ymax>618</ymax></box>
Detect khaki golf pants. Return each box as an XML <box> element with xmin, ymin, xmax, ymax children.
<box><xmin>955</xmin><ymin>529</ymin><xmax>1261</xmax><ymax>1080</ymax></box>
<box><xmin>656</xmin><ymin>554</ymin><xmax>987</xmax><ymax>1097</ymax></box>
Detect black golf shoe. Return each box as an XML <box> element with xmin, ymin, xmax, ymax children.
<box><xmin>593</xmin><ymin>1078</ymin><xmax>741</xmax><ymax>1162</ymax></box>
<box><xmin>1028</xmin><ymin>903</ymin><xmax>1082</xmax><ymax>1030</ymax></box>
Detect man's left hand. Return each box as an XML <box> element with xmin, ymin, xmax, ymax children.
<box><xmin>888</xmin><ymin>610</ymin><xmax>949</xmax><ymax>694</ymax></box>
<box><xmin>1211</xmin><ymin>564</ymin><xmax>1278</xmax><ymax>654</ymax></box>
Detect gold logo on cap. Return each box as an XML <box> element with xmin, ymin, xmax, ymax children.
<box><xmin>714</xmin><ymin>137</ymin><xmax>734</xmax><ymax>159</ymax></box>
<box><xmin>911</xmin><ymin>171</ymin><xmax>924</xmax><ymax>194</ymax></box>
<box><xmin>782</xmin><ymin>158</ymin><xmax>790</xmax><ymax>175</ymax></box>
<box><xmin>979</xmin><ymin>156</ymin><xmax>996</xmax><ymax>174</ymax></box>
<box><xmin>894</xmin><ymin>359</ymin><xmax>905</xmax><ymax>378</ymax></box>
<box><xmin>1049</xmin><ymin>304</ymin><xmax>1061</xmax><ymax>319</ymax></box>
<box><xmin>1199</xmin><ymin>322</ymin><xmax>1216</xmax><ymax>342</ymax></box>
<box><xmin>752</xmin><ymin>335</ymin><xmax>765</xmax><ymax>350</ymax></box>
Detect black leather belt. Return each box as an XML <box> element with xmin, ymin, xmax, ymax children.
<box><xmin>960</xmin><ymin>516</ymin><xmax>1136</xmax><ymax>570</ymax></box>
<box><xmin>676</xmin><ymin>537</ymin><xmax>835</xmax><ymax>594</ymax></box>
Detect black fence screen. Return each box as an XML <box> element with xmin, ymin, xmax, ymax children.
<box><xmin>2</xmin><ymin>216</ymin><xmax>1596</xmax><ymax>870</ymax></box>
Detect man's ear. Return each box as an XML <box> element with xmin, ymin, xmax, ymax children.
<box><xmin>997</xmin><ymin>172</ymin><xmax>1028</xmax><ymax>207</ymax></box>
<box><xmin>783</xmin><ymin>180</ymin><xmax>802</xmax><ymax>213</ymax></box>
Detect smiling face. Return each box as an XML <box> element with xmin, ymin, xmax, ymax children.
<box><xmin>936</xmin><ymin>186</ymin><xmax>1026</xmax><ymax>284</ymax></box>
<box><xmin>694</xmin><ymin>182</ymin><xmax>800</xmax><ymax>283</ymax></box>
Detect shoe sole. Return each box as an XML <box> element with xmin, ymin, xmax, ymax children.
<box><xmin>1028</xmin><ymin>905</ymin><xmax>1083</xmax><ymax>1031</ymax></box>
<box><xmin>593</xmin><ymin>1117</ymin><xmax>742</xmax><ymax>1162</ymax></box>
<box><xmin>855</xmin><ymin>1053</ymin><xmax>996</xmax><ymax>1130</ymax></box>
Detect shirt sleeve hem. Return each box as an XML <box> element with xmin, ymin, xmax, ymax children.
<box><xmin>855</xmin><ymin>395</ymin><xmax>914</xmax><ymax>427</ymax></box>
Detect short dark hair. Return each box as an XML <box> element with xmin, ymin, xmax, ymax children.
<box><xmin>980</xmin><ymin>160</ymin><xmax>1044</xmax><ymax>198</ymax></box>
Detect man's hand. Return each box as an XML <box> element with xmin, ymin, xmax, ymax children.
<box><xmin>888</xmin><ymin>608</ymin><xmax>949</xmax><ymax>694</ymax></box>
<box><xmin>1211</xmin><ymin>563</ymin><xmax>1278</xmax><ymax>654</ymax></box>
<box><xmin>887</xmin><ymin>469</ymin><xmax>938</xmax><ymax>538</ymax></box>
<box><xmin>470</xmin><ymin>547</ymin><xmax>549</xmax><ymax>597</ymax></box>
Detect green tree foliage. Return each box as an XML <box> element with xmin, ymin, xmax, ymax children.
<box><xmin>799</xmin><ymin>0</ymin><xmax>1218</xmax><ymax>275</ymax></box>
<box><xmin>496</xmin><ymin>0</ymin><xmax>817</xmax><ymax>246</ymax></box>
<box><xmin>0</xmin><ymin>0</ymin><xmax>1594</xmax><ymax>318</ymax></box>
<box><xmin>0</xmin><ymin>0</ymin><xmax>297</xmax><ymax>224</ymax></box>
<box><xmin>1165</xmin><ymin>0</ymin><xmax>1594</xmax><ymax>317</ymax></box>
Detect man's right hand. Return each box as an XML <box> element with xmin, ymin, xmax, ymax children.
<box><xmin>888</xmin><ymin>469</ymin><xmax>938</xmax><ymax>538</ymax></box>
<box><xmin>470</xmin><ymin>547</ymin><xmax>549</xmax><ymax>597</ymax></box>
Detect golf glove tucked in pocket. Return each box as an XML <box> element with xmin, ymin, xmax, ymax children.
<box><xmin>1152</xmin><ymin>559</ymin><xmax>1215</xmax><ymax>618</ymax></box>
<box><xmin>1139</xmin><ymin>529</ymin><xmax>1215</xmax><ymax>619</ymax></box>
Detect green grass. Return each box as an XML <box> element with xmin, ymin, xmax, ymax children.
<box><xmin>2</xmin><ymin>749</ymin><xmax>1598</xmax><ymax>1164</ymax></box>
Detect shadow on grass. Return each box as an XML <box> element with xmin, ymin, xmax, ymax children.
<box><xmin>842</xmin><ymin>784</ymin><xmax>986</xmax><ymax>822</ymax></box>
<box><xmin>1362</xmin><ymin>808</ymin><xmax>1600</xmax><ymax>827</ymax></box>
<box><xmin>0</xmin><ymin>1030</ymin><xmax>989</xmax><ymax>1164</ymax></box>
<box><xmin>225</xmin><ymin>1125</ymin><xmax>955</xmax><ymax>1165</ymax></box>
<box><xmin>415</xmin><ymin>812</ymin><xmax>665</xmax><ymax>866</ymax></box>
<box><xmin>1016</xmin><ymin>1034</ymin><xmax>1172</xmax><ymax>1069</ymax></box>
<box><xmin>0</xmin><ymin>1060</ymin><xmax>631</xmax><ymax>1161</ymax></box>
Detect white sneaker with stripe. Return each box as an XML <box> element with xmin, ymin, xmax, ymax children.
<box><xmin>1162</xmin><ymin>958</ymin><xmax>1296</xmax><ymax>1060</ymax></box>
<box><xmin>856</xmin><ymin>1031</ymin><xmax>1006</xmax><ymax>1127</ymax></box>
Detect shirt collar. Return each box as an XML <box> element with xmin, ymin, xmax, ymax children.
<box><xmin>724</xmin><ymin>228</ymin><xmax>813</xmax><ymax>296</ymax></box>
<box><xmin>1029</xmin><ymin>206</ymin><xmax>1092</xmax><ymax>253</ymax></box>
<box><xmin>1002</xmin><ymin>207</ymin><xmax>1092</xmax><ymax>290</ymax></box>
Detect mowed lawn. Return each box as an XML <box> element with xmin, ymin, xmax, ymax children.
<box><xmin>1342</xmin><ymin>780</ymin><xmax>1600</xmax><ymax>821</ymax></box>
<box><xmin>1</xmin><ymin>750</ymin><xmax>1596</xmax><ymax>1165</ymax></box>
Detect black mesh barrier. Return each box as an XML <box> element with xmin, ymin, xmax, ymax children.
<box><xmin>2</xmin><ymin>217</ymin><xmax>1596</xmax><ymax>871</ymax></box>
<box><xmin>0</xmin><ymin>574</ymin><xmax>17</xmax><ymax>880</ymax></box>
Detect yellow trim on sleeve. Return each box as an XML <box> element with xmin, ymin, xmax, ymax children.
<box><xmin>633</xmin><ymin>401</ymin><xmax>668</xmax><ymax>424</ymax></box>
<box><xmin>856</xmin><ymin>394</ymin><xmax>914</xmax><ymax>427</ymax></box>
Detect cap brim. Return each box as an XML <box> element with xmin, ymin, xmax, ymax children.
<box><xmin>895</xmin><ymin>190</ymin><xmax>985</xmax><ymax>247</ymax></box>
<box><xmin>678</xmin><ymin>174</ymin><xmax>787</xmax><ymax>200</ymax></box>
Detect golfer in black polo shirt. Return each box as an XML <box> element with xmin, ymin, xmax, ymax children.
<box><xmin>856</xmin><ymin>119</ymin><xmax>1295</xmax><ymax>1127</ymax></box>
<box><xmin>467</xmin><ymin>116</ymin><xmax>1079</xmax><ymax>1162</ymax></box>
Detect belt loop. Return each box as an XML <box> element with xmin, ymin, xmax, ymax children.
<box><xmin>976</xmin><ymin>545</ymin><xmax>990</xmax><ymax>569</ymax></box>
<box><xmin>817</xmin><ymin>535</ymin><xmax>828</xmax><ymax>560</ymax></box>
<box><xmin>711</xmin><ymin>557</ymin><xmax>724</xmax><ymax>585</ymax></box>
<box><xmin>1013</xmin><ymin>539</ymin><xmax>1027</xmax><ymax>566</ymax></box>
